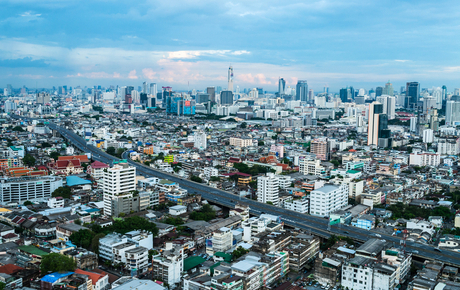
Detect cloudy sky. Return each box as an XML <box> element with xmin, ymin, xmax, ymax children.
<box><xmin>1</xmin><ymin>0</ymin><xmax>460</xmax><ymax>92</ymax></box>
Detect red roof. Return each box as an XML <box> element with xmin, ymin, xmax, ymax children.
<box><xmin>0</xmin><ymin>264</ymin><xmax>23</xmax><ymax>275</ymax></box>
<box><xmin>58</xmin><ymin>155</ymin><xmax>89</xmax><ymax>163</ymax></box>
<box><xmin>90</xmin><ymin>161</ymin><xmax>109</xmax><ymax>169</ymax></box>
<box><xmin>74</xmin><ymin>269</ymin><xmax>106</xmax><ymax>285</ymax></box>
<box><xmin>54</xmin><ymin>159</ymin><xmax>82</xmax><ymax>169</ymax></box>
<box><xmin>2</xmin><ymin>233</ymin><xmax>17</xmax><ymax>239</ymax></box>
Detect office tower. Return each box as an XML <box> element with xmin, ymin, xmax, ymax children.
<box><xmin>375</xmin><ymin>87</ymin><xmax>383</xmax><ymax>97</ymax></box>
<box><xmin>423</xmin><ymin>96</ymin><xmax>436</xmax><ymax>112</ymax></box>
<box><xmin>248</xmin><ymin>88</ymin><xmax>258</xmax><ymax>98</ymax></box>
<box><xmin>257</xmin><ymin>173</ymin><xmax>279</xmax><ymax>206</ymax></box>
<box><xmin>430</xmin><ymin>109</ymin><xmax>439</xmax><ymax>131</ymax></box>
<box><xmin>140</xmin><ymin>93</ymin><xmax>148</xmax><ymax>106</ymax></box>
<box><xmin>131</xmin><ymin>90</ymin><xmax>140</xmax><ymax>104</ymax></box>
<box><xmin>196</xmin><ymin>93</ymin><xmax>210</xmax><ymax>104</ymax></box>
<box><xmin>358</xmin><ymin>88</ymin><xmax>365</xmax><ymax>96</ymax></box>
<box><xmin>442</xmin><ymin>85</ymin><xmax>447</xmax><ymax>101</ymax></box>
<box><xmin>324</xmin><ymin>85</ymin><xmax>329</xmax><ymax>94</ymax></box>
<box><xmin>278</xmin><ymin>78</ymin><xmax>286</xmax><ymax>95</ymax></box>
<box><xmin>228</xmin><ymin>66</ymin><xmax>234</xmax><ymax>92</ymax></box>
<box><xmin>296</xmin><ymin>80</ymin><xmax>308</xmax><ymax>102</ymax></box>
<box><xmin>36</xmin><ymin>92</ymin><xmax>51</xmax><ymax>104</ymax></box>
<box><xmin>309</xmin><ymin>184</ymin><xmax>347</xmax><ymax>217</ymax></box>
<box><xmin>216</xmin><ymin>86</ymin><xmax>222</xmax><ymax>94</ymax></box>
<box><xmin>102</xmin><ymin>161</ymin><xmax>136</xmax><ymax>217</ymax></box>
<box><xmin>91</xmin><ymin>92</ymin><xmax>97</xmax><ymax>103</ymax></box>
<box><xmin>149</xmin><ymin>83</ymin><xmax>157</xmax><ymax>96</ymax></box>
<box><xmin>355</xmin><ymin>96</ymin><xmax>365</xmax><ymax>104</ymax></box>
<box><xmin>142</xmin><ymin>82</ymin><xmax>147</xmax><ymax>93</ymax></box>
<box><xmin>308</xmin><ymin>89</ymin><xmax>314</xmax><ymax>103</ymax></box>
<box><xmin>207</xmin><ymin>87</ymin><xmax>216</xmax><ymax>103</ymax></box>
<box><xmin>376</xmin><ymin>95</ymin><xmax>396</xmax><ymax>120</ymax></box>
<box><xmin>446</xmin><ymin>100</ymin><xmax>460</xmax><ymax>126</ymax></box>
<box><xmin>256</xmin><ymin>88</ymin><xmax>263</xmax><ymax>96</ymax></box>
<box><xmin>367</xmin><ymin>102</ymin><xmax>383</xmax><ymax>146</ymax></box>
<box><xmin>193</xmin><ymin>131</ymin><xmax>207</xmax><ymax>150</ymax></box>
<box><xmin>147</xmin><ymin>96</ymin><xmax>155</xmax><ymax>108</ymax></box>
<box><xmin>0</xmin><ymin>176</ymin><xmax>63</xmax><ymax>204</ymax></box>
<box><xmin>125</xmin><ymin>94</ymin><xmax>133</xmax><ymax>104</ymax></box>
<box><xmin>4</xmin><ymin>101</ymin><xmax>17</xmax><ymax>113</ymax></box>
<box><xmin>349</xmin><ymin>86</ymin><xmax>355</xmax><ymax>99</ymax></box>
<box><xmin>432</xmin><ymin>87</ymin><xmax>442</xmax><ymax>109</ymax></box>
<box><xmin>126</xmin><ymin>86</ymin><xmax>134</xmax><ymax>96</ymax></box>
<box><xmin>423</xmin><ymin>129</ymin><xmax>434</xmax><ymax>143</ymax></box>
<box><xmin>220</xmin><ymin>91</ymin><xmax>233</xmax><ymax>105</ymax></box>
<box><xmin>383</xmin><ymin>81</ymin><xmax>394</xmax><ymax>96</ymax></box>
<box><xmin>406</xmin><ymin>82</ymin><xmax>420</xmax><ymax>109</ymax></box>
<box><xmin>166</xmin><ymin>95</ymin><xmax>196</xmax><ymax>116</ymax></box>
<box><xmin>310</xmin><ymin>138</ymin><xmax>330</xmax><ymax>161</ymax></box>
<box><xmin>410</xmin><ymin>117</ymin><xmax>418</xmax><ymax>132</ymax></box>
<box><xmin>340</xmin><ymin>88</ymin><xmax>351</xmax><ymax>103</ymax></box>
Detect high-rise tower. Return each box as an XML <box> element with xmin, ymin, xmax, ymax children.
<box><xmin>296</xmin><ymin>80</ymin><xmax>308</xmax><ymax>102</ymax></box>
<box><xmin>228</xmin><ymin>66</ymin><xmax>234</xmax><ymax>92</ymax></box>
<box><xmin>278</xmin><ymin>78</ymin><xmax>286</xmax><ymax>95</ymax></box>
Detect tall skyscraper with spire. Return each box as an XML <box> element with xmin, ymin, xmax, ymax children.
<box><xmin>228</xmin><ymin>66</ymin><xmax>234</xmax><ymax>92</ymax></box>
<box><xmin>278</xmin><ymin>78</ymin><xmax>286</xmax><ymax>95</ymax></box>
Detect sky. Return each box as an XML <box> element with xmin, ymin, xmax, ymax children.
<box><xmin>1</xmin><ymin>0</ymin><xmax>460</xmax><ymax>92</ymax></box>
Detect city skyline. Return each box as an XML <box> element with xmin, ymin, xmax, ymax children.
<box><xmin>1</xmin><ymin>0</ymin><xmax>460</xmax><ymax>90</ymax></box>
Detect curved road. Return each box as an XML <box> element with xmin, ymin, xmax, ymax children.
<box><xmin>11</xmin><ymin>115</ymin><xmax>460</xmax><ymax>267</ymax></box>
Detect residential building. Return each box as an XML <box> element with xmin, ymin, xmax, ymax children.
<box><xmin>257</xmin><ymin>173</ymin><xmax>279</xmax><ymax>206</ymax></box>
<box><xmin>229</xmin><ymin>137</ymin><xmax>253</xmax><ymax>148</ymax></box>
<box><xmin>102</xmin><ymin>161</ymin><xmax>136</xmax><ymax>217</ymax></box>
<box><xmin>194</xmin><ymin>131</ymin><xmax>207</xmax><ymax>150</ymax></box>
<box><xmin>309</xmin><ymin>184</ymin><xmax>347</xmax><ymax>217</ymax></box>
<box><xmin>409</xmin><ymin>152</ymin><xmax>440</xmax><ymax>167</ymax></box>
<box><xmin>206</xmin><ymin>227</ymin><xmax>233</xmax><ymax>255</ymax></box>
<box><xmin>298</xmin><ymin>159</ymin><xmax>325</xmax><ymax>176</ymax></box>
<box><xmin>152</xmin><ymin>243</ymin><xmax>184</xmax><ymax>286</ymax></box>
<box><xmin>310</xmin><ymin>138</ymin><xmax>329</xmax><ymax>161</ymax></box>
<box><xmin>87</xmin><ymin>161</ymin><xmax>109</xmax><ymax>180</ymax></box>
<box><xmin>283</xmin><ymin>197</ymin><xmax>309</xmax><ymax>214</ymax></box>
<box><xmin>285</xmin><ymin>235</ymin><xmax>320</xmax><ymax>271</ymax></box>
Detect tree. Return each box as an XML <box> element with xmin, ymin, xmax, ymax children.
<box><xmin>258</xmin><ymin>141</ymin><xmax>265</xmax><ymax>146</ymax></box>
<box><xmin>41</xmin><ymin>142</ymin><xmax>52</xmax><ymax>148</ymax></box>
<box><xmin>12</xmin><ymin>126</ymin><xmax>24</xmax><ymax>132</ymax></box>
<box><xmin>164</xmin><ymin>217</ymin><xmax>184</xmax><ymax>226</ymax></box>
<box><xmin>266</xmin><ymin>201</ymin><xmax>274</xmax><ymax>205</ymax></box>
<box><xmin>116</xmin><ymin>148</ymin><xmax>125</xmax><ymax>158</ymax></box>
<box><xmin>148</xmin><ymin>249</ymin><xmax>159</xmax><ymax>261</ymax></box>
<box><xmin>40</xmin><ymin>253</ymin><xmax>76</xmax><ymax>274</ymax></box>
<box><xmin>52</xmin><ymin>186</ymin><xmax>72</xmax><ymax>199</ymax></box>
<box><xmin>240</xmin><ymin>122</ymin><xmax>247</xmax><ymax>129</ymax></box>
<box><xmin>190</xmin><ymin>204</ymin><xmax>216</xmax><ymax>221</ymax></box>
<box><xmin>91</xmin><ymin>233</ymin><xmax>106</xmax><ymax>254</ymax></box>
<box><xmin>106</xmin><ymin>147</ymin><xmax>116</xmax><ymax>156</ymax></box>
<box><xmin>23</xmin><ymin>200</ymin><xmax>33</xmax><ymax>206</ymax></box>
<box><xmin>210</xmin><ymin>176</ymin><xmax>221</xmax><ymax>182</ymax></box>
<box><xmin>232</xmin><ymin>246</ymin><xmax>249</xmax><ymax>259</ymax></box>
<box><xmin>49</xmin><ymin>151</ymin><xmax>60</xmax><ymax>160</ymax></box>
<box><xmin>70</xmin><ymin>229</ymin><xmax>96</xmax><ymax>249</ymax></box>
<box><xmin>23</xmin><ymin>154</ymin><xmax>36</xmax><ymax>167</ymax></box>
<box><xmin>191</xmin><ymin>175</ymin><xmax>203</xmax><ymax>183</ymax></box>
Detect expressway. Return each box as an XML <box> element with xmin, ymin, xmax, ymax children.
<box><xmin>10</xmin><ymin>115</ymin><xmax>460</xmax><ymax>267</ymax></box>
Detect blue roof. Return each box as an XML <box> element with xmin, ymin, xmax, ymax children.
<box><xmin>66</xmin><ymin>176</ymin><xmax>92</xmax><ymax>187</ymax></box>
<box><xmin>85</xmin><ymin>208</ymin><xmax>100</xmax><ymax>213</ymax></box>
<box><xmin>41</xmin><ymin>272</ymin><xmax>74</xmax><ymax>283</ymax></box>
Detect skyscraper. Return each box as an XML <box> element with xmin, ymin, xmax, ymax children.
<box><xmin>432</xmin><ymin>87</ymin><xmax>442</xmax><ymax>109</ymax></box>
<box><xmin>296</xmin><ymin>80</ymin><xmax>308</xmax><ymax>102</ymax></box>
<box><xmin>376</xmin><ymin>95</ymin><xmax>396</xmax><ymax>120</ymax></box>
<box><xmin>207</xmin><ymin>87</ymin><xmax>216</xmax><ymax>103</ymax></box>
<box><xmin>228</xmin><ymin>66</ymin><xmax>234</xmax><ymax>92</ymax></box>
<box><xmin>149</xmin><ymin>83</ymin><xmax>157</xmax><ymax>96</ymax></box>
<box><xmin>367</xmin><ymin>102</ymin><xmax>383</xmax><ymax>146</ymax></box>
<box><xmin>442</xmin><ymin>85</ymin><xmax>447</xmax><ymax>101</ymax></box>
<box><xmin>278</xmin><ymin>78</ymin><xmax>286</xmax><ymax>95</ymax></box>
<box><xmin>375</xmin><ymin>87</ymin><xmax>383</xmax><ymax>97</ymax></box>
<box><xmin>220</xmin><ymin>91</ymin><xmax>234</xmax><ymax>105</ymax></box>
<box><xmin>406</xmin><ymin>82</ymin><xmax>420</xmax><ymax>109</ymax></box>
<box><xmin>142</xmin><ymin>82</ymin><xmax>147</xmax><ymax>93</ymax></box>
<box><xmin>340</xmin><ymin>88</ymin><xmax>350</xmax><ymax>103</ymax></box>
<box><xmin>383</xmin><ymin>81</ymin><xmax>394</xmax><ymax>96</ymax></box>
<box><xmin>446</xmin><ymin>100</ymin><xmax>460</xmax><ymax>126</ymax></box>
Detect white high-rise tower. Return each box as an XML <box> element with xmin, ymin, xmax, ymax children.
<box><xmin>228</xmin><ymin>66</ymin><xmax>234</xmax><ymax>92</ymax></box>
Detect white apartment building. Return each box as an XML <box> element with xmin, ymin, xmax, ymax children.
<box><xmin>229</xmin><ymin>137</ymin><xmax>253</xmax><ymax>148</ymax></box>
<box><xmin>193</xmin><ymin>131</ymin><xmax>207</xmax><ymax>150</ymax></box>
<box><xmin>277</xmin><ymin>175</ymin><xmax>292</xmax><ymax>189</ymax></box>
<box><xmin>47</xmin><ymin>197</ymin><xmax>64</xmax><ymax>208</ymax></box>
<box><xmin>203</xmin><ymin>167</ymin><xmax>218</xmax><ymax>178</ymax></box>
<box><xmin>99</xmin><ymin>231</ymin><xmax>153</xmax><ymax>261</ymax></box>
<box><xmin>437</xmin><ymin>140</ymin><xmax>460</xmax><ymax>155</ymax></box>
<box><xmin>283</xmin><ymin>197</ymin><xmax>309</xmax><ymax>214</ymax></box>
<box><xmin>102</xmin><ymin>161</ymin><xmax>136</xmax><ymax>217</ymax></box>
<box><xmin>309</xmin><ymin>184</ymin><xmax>347</xmax><ymax>217</ymax></box>
<box><xmin>124</xmin><ymin>246</ymin><xmax>149</xmax><ymax>273</ymax></box>
<box><xmin>113</xmin><ymin>242</ymin><xmax>137</xmax><ymax>265</ymax></box>
<box><xmin>152</xmin><ymin>243</ymin><xmax>184</xmax><ymax>286</ymax></box>
<box><xmin>206</xmin><ymin>227</ymin><xmax>233</xmax><ymax>255</ymax></box>
<box><xmin>257</xmin><ymin>173</ymin><xmax>279</xmax><ymax>206</ymax></box>
<box><xmin>409</xmin><ymin>152</ymin><xmax>440</xmax><ymax>167</ymax></box>
<box><xmin>299</xmin><ymin>159</ymin><xmax>325</xmax><ymax>176</ymax></box>
<box><xmin>422</xmin><ymin>129</ymin><xmax>434</xmax><ymax>143</ymax></box>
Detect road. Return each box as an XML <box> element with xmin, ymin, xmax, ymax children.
<box><xmin>10</xmin><ymin>115</ymin><xmax>460</xmax><ymax>267</ymax></box>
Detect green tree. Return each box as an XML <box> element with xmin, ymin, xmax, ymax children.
<box><xmin>116</xmin><ymin>148</ymin><xmax>125</xmax><ymax>158</ymax></box>
<box><xmin>52</xmin><ymin>186</ymin><xmax>72</xmax><ymax>199</ymax></box>
<box><xmin>23</xmin><ymin>154</ymin><xmax>36</xmax><ymax>167</ymax></box>
<box><xmin>70</xmin><ymin>229</ymin><xmax>96</xmax><ymax>249</ymax></box>
<box><xmin>164</xmin><ymin>217</ymin><xmax>184</xmax><ymax>226</ymax></box>
<box><xmin>210</xmin><ymin>176</ymin><xmax>221</xmax><ymax>182</ymax></box>
<box><xmin>191</xmin><ymin>175</ymin><xmax>203</xmax><ymax>183</ymax></box>
<box><xmin>240</xmin><ymin>122</ymin><xmax>247</xmax><ymax>129</ymax></box>
<box><xmin>40</xmin><ymin>253</ymin><xmax>76</xmax><ymax>274</ymax></box>
<box><xmin>91</xmin><ymin>233</ymin><xmax>106</xmax><ymax>254</ymax></box>
<box><xmin>106</xmin><ymin>146</ymin><xmax>116</xmax><ymax>155</ymax></box>
<box><xmin>148</xmin><ymin>249</ymin><xmax>159</xmax><ymax>261</ymax></box>
<box><xmin>258</xmin><ymin>140</ymin><xmax>265</xmax><ymax>146</ymax></box>
<box><xmin>190</xmin><ymin>204</ymin><xmax>216</xmax><ymax>221</ymax></box>
<box><xmin>0</xmin><ymin>281</ymin><xmax>4</xmax><ymax>290</ymax></box>
<box><xmin>232</xmin><ymin>246</ymin><xmax>249</xmax><ymax>259</ymax></box>
<box><xmin>266</xmin><ymin>201</ymin><xmax>274</xmax><ymax>205</ymax></box>
<box><xmin>23</xmin><ymin>200</ymin><xmax>33</xmax><ymax>206</ymax></box>
<box><xmin>12</xmin><ymin>126</ymin><xmax>24</xmax><ymax>132</ymax></box>
<box><xmin>49</xmin><ymin>151</ymin><xmax>60</xmax><ymax>160</ymax></box>
<box><xmin>41</xmin><ymin>142</ymin><xmax>52</xmax><ymax>148</ymax></box>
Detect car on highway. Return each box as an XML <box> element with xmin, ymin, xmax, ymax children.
<box><xmin>375</xmin><ymin>234</ymin><xmax>382</xmax><ymax>238</ymax></box>
<box><xmin>343</xmin><ymin>231</ymin><xmax>350</xmax><ymax>234</ymax></box>
<box><xmin>435</xmin><ymin>248</ymin><xmax>442</xmax><ymax>252</ymax></box>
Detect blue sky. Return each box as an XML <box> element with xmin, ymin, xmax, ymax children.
<box><xmin>1</xmin><ymin>0</ymin><xmax>460</xmax><ymax>92</ymax></box>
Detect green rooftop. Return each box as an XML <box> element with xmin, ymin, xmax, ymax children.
<box><xmin>9</xmin><ymin>146</ymin><xmax>22</xmax><ymax>151</ymax></box>
<box><xmin>18</xmin><ymin>245</ymin><xmax>49</xmax><ymax>257</ymax></box>
<box><xmin>214</xmin><ymin>252</ymin><xmax>232</xmax><ymax>263</ymax></box>
<box><xmin>159</xmin><ymin>179</ymin><xmax>175</xmax><ymax>185</ymax></box>
<box><xmin>347</xmin><ymin>170</ymin><xmax>361</xmax><ymax>174</ymax></box>
<box><xmin>183</xmin><ymin>256</ymin><xmax>206</xmax><ymax>272</ymax></box>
